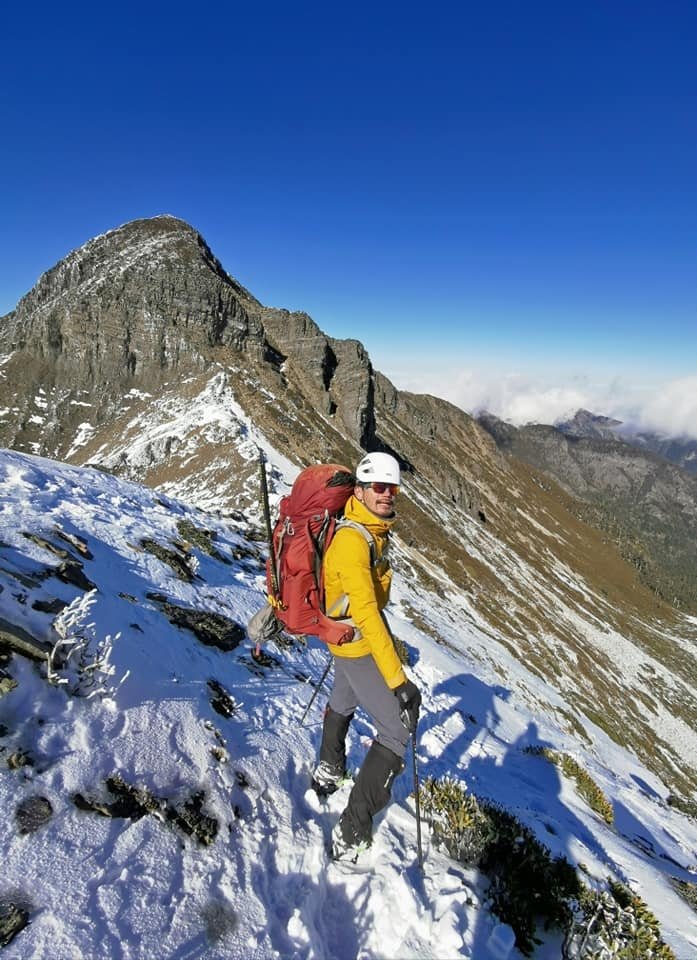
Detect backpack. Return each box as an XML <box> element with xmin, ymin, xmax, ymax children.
<box><xmin>264</xmin><ymin>464</ymin><xmax>359</xmax><ymax>646</ymax></box>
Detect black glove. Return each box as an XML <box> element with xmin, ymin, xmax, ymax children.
<box><xmin>394</xmin><ymin>679</ymin><xmax>421</xmax><ymax>733</ymax></box>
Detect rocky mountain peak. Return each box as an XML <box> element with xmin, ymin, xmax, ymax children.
<box><xmin>557</xmin><ymin>408</ymin><xmax>623</xmax><ymax>441</ymax></box>
<box><xmin>6</xmin><ymin>216</ymin><xmax>248</xmax><ymax>327</ymax></box>
<box><xmin>0</xmin><ymin>215</ymin><xmax>385</xmax><ymax>458</ymax></box>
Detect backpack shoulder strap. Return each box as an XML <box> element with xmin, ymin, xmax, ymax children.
<box><xmin>335</xmin><ymin>518</ymin><xmax>378</xmax><ymax>566</ymax></box>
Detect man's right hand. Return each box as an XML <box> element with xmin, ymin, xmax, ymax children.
<box><xmin>394</xmin><ymin>679</ymin><xmax>421</xmax><ymax>733</ymax></box>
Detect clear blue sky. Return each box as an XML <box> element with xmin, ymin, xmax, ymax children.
<box><xmin>2</xmin><ymin>1</ymin><xmax>696</xmax><ymax>432</ymax></box>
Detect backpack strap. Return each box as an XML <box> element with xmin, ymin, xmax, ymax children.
<box><xmin>335</xmin><ymin>518</ymin><xmax>379</xmax><ymax>566</ymax></box>
<box><xmin>326</xmin><ymin>519</ymin><xmax>387</xmax><ymax>621</ymax></box>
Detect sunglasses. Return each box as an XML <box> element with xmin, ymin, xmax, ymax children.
<box><xmin>364</xmin><ymin>482</ymin><xmax>400</xmax><ymax>495</ymax></box>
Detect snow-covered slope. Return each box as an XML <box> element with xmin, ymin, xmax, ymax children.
<box><xmin>3</xmin><ymin>214</ymin><xmax>696</xmax><ymax>807</ymax></box>
<box><xmin>1</xmin><ymin>448</ymin><xmax>696</xmax><ymax>959</ymax></box>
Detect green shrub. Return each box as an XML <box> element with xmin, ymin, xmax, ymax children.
<box><xmin>565</xmin><ymin>880</ymin><xmax>676</xmax><ymax>958</ymax></box>
<box><xmin>420</xmin><ymin>776</ymin><xmax>675</xmax><ymax>958</ymax></box>
<box><xmin>419</xmin><ymin>777</ymin><xmax>579</xmax><ymax>955</ymax></box>
<box><xmin>391</xmin><ymin>633</ymin><xmax>411</xmax><ymax>666</ymax></box>
<box><xmin>481</xmin><ymin>802</ymin><xmax>580</xmax><ymax>955</ymax></box>
<box><xmin>419</xmin><ymin>777</ymin><xmax>496</xmax><ymax>865</ymax></box>
<box><xmin>524</xmin><ymin>746</ymin><xmax>614</xmax><ymax>824</ymax></box>
<box><xmin>671</xmin><ymin>878</ymin><xmax>697</xmax><ymax>915</ymax></box>
<box><xmin>666</xmin><ymin>793</ymin><xmax>697</xmax><ymax>820</ymax></box>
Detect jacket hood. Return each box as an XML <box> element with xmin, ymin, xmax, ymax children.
<box><xmin>344</xmin><ymin>494</ymin><xmax>396</xmax><ymax>534</ymax></box>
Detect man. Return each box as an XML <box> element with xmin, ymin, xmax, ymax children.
<box><xmin>311</xmin><ymin>451</ymin><xmax>422</xmax><ymax>862</ymax></box>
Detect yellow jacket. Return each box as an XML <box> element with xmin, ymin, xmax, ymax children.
<box><xmin>323</xmin><ymin>495</ymin><xmax>407</xmax><ymax>690</ymax></box>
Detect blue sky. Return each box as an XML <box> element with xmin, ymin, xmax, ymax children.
<box><xmin>2</xmin><ymin>1</ymin><xmax>696</xmax><ymax>434</ymax></box>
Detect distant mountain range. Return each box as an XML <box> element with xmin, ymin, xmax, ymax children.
<box><xmin>476</xmin><ymin>409</ymin><xmax>697</xmax><ymax>612</ymax></box>
<box><xmin>556</xmin><ymin>408</ymin><xmax>697</xmax><ymax>476</ymax></box>
<box><xmin>1</xmin><ymin>215</ymin><xmax>696</xmax><ymax>802</ymax></box>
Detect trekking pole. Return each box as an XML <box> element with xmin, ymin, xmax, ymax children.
<box><xmin>412</xmin><ymin>731</ymin><xmax>424</xmax><ymax>870</ymax></box>
<box><xmin>298</xmin><ymin>655</ymin><xmax>332</xmax><ymax>727</ymax></box>
<box><xmin>259</xmin><ymin>450</ymin><xmax>279</xmax><ymax>600</ymax></box>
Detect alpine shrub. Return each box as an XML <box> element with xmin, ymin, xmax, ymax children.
<box><xmin>525</xmin><ymin>747</ymin><xmax>614</xmax><ymax>824</ymax></box>
<box><xmin>666</xmin><ymin>793</ymin><xmax>697</xmax><ymax>820</ymax></box>
<box><xmin>564</xmin><ymin>880</ymin><xmax>677</xmax><ymax>958</ymax></box>
<box><xmin>419</xmin><ymin>776</ymin><xmax>580</xmax><ymax>955</ymax></box>
<box><xmin>419</xmin><ymin>777</ymin><xmax>495</xmax><ymax>864</ymax></box>
<box><xmin>671</xmin><ymin>878</ymin><xmax>697</xmax><ymax>914</ymax></box>
<box><xmin>478</xmin><ymin>801</ymin><xmax>580</xmax><ymax>956</ymax></box>
<box><xmin>391</xmin><ymin>633</ymin><xmax>411</xmax><ymax>666</ymax></box>
<box><xmin>422</xmin><ymin>774</ymin><xmax>677</xmax><ymax>958</ymax></box>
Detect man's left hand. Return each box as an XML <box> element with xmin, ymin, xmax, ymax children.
<box><xmin>394</xmin><ymin>679</ymin><xmax>421</xmax><ymax>733</ymax></box>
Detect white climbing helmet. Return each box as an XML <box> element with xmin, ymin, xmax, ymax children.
<box><xmin>355</xmin><ymin>452</ymin><xmax>401</xmax><ymax>485</ymax></box>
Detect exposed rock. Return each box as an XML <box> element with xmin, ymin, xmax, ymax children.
<box><xmin>74</xmin><ymin>776</ymin><xmax>161</xmax><ymax>821</ymax></box>
<box><xmin>0</xmin><ymin>900</ymin><xmax>29</xmax><ymax>948</ymax></box>
<box><xmin>7</xmin><ymin>750</ymin><xmax>33</xmax><ymax>770</ymax></box>
<box><xmin>556</xmin><ymin>408</ymin><xmax>624</xmax><ymax>442</ymax></box>
<box><xmin>141</xmin><ymin>539</ymin><xmax>196</xmax><ymax>582</ymax></box>
<box><xmin>557</xmin><ymin>408</ymin><xmax>697</xmax><ymax>477</ymax></box>
<box><xmin>54</xmin><ymin>559</ymin><xmax>97</xmax><ymax>592</ymax></box>
<box><xmin>477</xmin><ymin>412</ymin><xmax>697</xmax><ymax>610</ymax></box>
<box><xmin>146</xmin><ymin>594</ymin><xmax>245</xmax><ymax>650</ymax></box>
<box><xmin>73</xmin><ymin>775</ymin><xmax>218</xmax><ymax>845</ymax></box>
<box><xmin>21</xmin><ymin>532</ymin><xmax>74</xmax><ymax>562</ymax></box>
<box><xmin>0</xmin><ymin>216</ymin><xmax>267</xmax><ymax>456</ymax></box>
<box><xmin>15</xmin><ymin>796</ymin><xmax>53</xmax><ymax>834</ymax></box>
<box><xmin>0</xmin><ymin>671</ymin><xmax>17</xmax><ymax>698</ymax></box>
<box><xmin>171</xmin><ymin>792</ymin><xmax>218</xmax><ymax>846</ymax></box>
<box><xmin>207</xmin><ymin>678</ymin><xmax>236</xmax><ymax>718</ymax></box>
<box><xmin>0</xmin><ymin>618</ymin><xmax>52</xmax><ymax>662</ymax></box>
<box><xmin>0</xmin><ymin>562</ymin><xmax>46</xmax><ymax>589</ymax></box>
<box><xmin>53</xmin><ymin>527</ymin><xmax>93</xmax><ymax>559</ymax></box>
<box><xmin>249</xmin><ymin>308</ymin><xmax>376</xmax><ymax>447</ymax></box>
<box><xmin>31</xmin><ymin>597</ymin><xmax>68</xmax><ymax>614</ymax></box>
<box><xmin>176</xmin><ymin>519</ymin><xmax>228</xmax><ymax>563</ymax></box>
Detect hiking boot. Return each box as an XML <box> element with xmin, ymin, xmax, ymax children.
<box><xmin>311</xmin><ymin>761</ymin><xmax>347</xmax><ymax>798</ymax></box>
<box><xmin>330</xmin><ymin>817</ymin><xmax>370</xmax><ymax>863</ymax></box>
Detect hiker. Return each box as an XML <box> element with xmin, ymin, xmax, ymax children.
<box><xmin>311</xmin><ymin>451</ymin><xmax>422</xmax><ymax>861</ymax></box>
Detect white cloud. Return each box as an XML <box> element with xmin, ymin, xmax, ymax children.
<box><xmin>633</xmin><ymin>376</ymin><xmax>697</xmax><ymax>437</ymax></box>
<box><xmin>384</xmin><ymin>363</ymin><xmax>697</xmax><ymax>440</ymax></box>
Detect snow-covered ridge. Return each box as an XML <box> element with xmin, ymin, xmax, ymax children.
<box><xmin>1</xmin><ymin>448</ymin><xmax>696</xmax><ymax>959</ymax></box>
<box><xmin>50</xmin><ymin>361</ymin><xmax>697</xmax><ymax>802</ymax></box>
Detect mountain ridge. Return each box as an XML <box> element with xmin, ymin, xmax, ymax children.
<box><xmin>2</xmin><ymin>215</ymin><xmax>696</xmax><ymax>801</ymax></box>
<box><xmin>476</xmin><ymin>410</ymin><xmax>697</xmax><ymax>611</ymax></box>
<box><xmin>555</xmin><ymin>407</ymin><xmax>697</xmax><ymax>476</ymax></box>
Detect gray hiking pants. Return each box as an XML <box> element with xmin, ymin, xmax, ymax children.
<box><xmin>328</xmin><ymin>654</ymin><xmax>410</xmax><ymax>759</ymax></box>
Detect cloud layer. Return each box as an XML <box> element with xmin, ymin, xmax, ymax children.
<box><xmin>391</xmin><ymin>366</ymin><xmax>697</xmax><ymax>439</ymax></box>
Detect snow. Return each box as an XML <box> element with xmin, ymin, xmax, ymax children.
<box><xmin>66</xmin><ymin>422</ymin><xmax>96</xmax><ymax>458</ymax></box>
<box><xmin>0</xmin><ymin>448</ymin><xmax>696</xmax><ymax>960</ymax></box>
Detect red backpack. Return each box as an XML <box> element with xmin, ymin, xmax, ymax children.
<box><xmin>265</xmin><ymin>464</ymin><xmax>357</xmax><ymax>645</ymax></box>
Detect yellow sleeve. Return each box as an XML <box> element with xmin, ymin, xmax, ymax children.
<box><xmin>334</xmin><ymin>529</ymin><xmax>406</xmax><ymax>689</ymax></box>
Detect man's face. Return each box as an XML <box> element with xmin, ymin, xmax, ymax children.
<box><xmin>355</xmin><ymin>482</ymin><xmax>398</xmax><ymax>518</ymax></box>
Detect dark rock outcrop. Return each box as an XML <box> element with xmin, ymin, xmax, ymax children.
<box><xmin>15</xmin><ymin>796</ymin><xmax>53</xmax><ymax>834</ymax></box>
<box><xmin>0</xmin><ymin>900</ymin><xmax>29</xmax><ymax>948</ymax></box>
<box><xmin>145</xmin><ymin>594</ymin><xmax>246</xmax><ymax>651</ymax></box>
